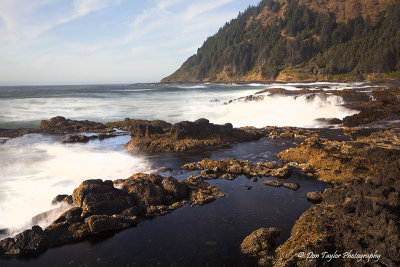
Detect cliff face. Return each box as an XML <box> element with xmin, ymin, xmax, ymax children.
<box><xmin>162</xmin><ymin>0</ymin><xmax>400</xmax><ymax>83</ymax></box>
<box><xmin>299</xmin><ymin>0</ymin><xmax>394</xmax><ymax>25</ymax></box>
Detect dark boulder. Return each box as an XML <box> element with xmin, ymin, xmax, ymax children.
<box><xmin>0</xmin><ymin>226</ymin><xmax>48</xmax><ymax>257</ymax></box>
<box><xmin>306</xmin><ymin>191</ymin><xmax>324</xmax><ymax>203</ymax></box>
<box><xmin>72</xmin><ymin>179</ymin><xmax>134</xmax><ymax>217</ymax></box>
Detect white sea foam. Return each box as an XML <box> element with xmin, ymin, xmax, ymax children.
<box><xmin>0</xmin><ymin>82</ymin><xmax>365</xmax><ymax>239</ymax></box>
<box><xmin>204</xmin><ymin>94</ymin><xmax>358</xmax><ymax>128</ymax></box>
<box><xmin>0</xmin><ymin>135</ymin><xmax>149</xmax><ymax>238</ymax></box>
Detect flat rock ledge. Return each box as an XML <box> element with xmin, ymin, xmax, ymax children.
<box><xmin>242</xmin><ymin>129</ymin><xmax>400</xmax><ymax>266</ymax></box>
<box><xmin>124</xmin><ymin>118</ymin><xmax>263</xmax><ymax>153</ymax></box>
<box><xmin>182</xmin><ymin>157</ymin><xmax>315</xmax><ymax>181</ymax></box>
<box><xmin>0</xmin><ymin>173</ymin><xmax>227</xmax><ymax>258</ymax></box>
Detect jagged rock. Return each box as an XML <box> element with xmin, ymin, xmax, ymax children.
<box><xmin>84</xmin><ymin>215</ymin><xmax>137</xmax><ymax>234</ymax></box>
<box><xmin>62</xmin><ymin>135</ymin><xmax>98</xmax><ymax>143</ymax></box>
<box><xmin>282</xmin><ymin>183</ymin><xmax>299</xmax><ymax>191</ymax></box>
<box><xmin>1</xmin><ymin>172</ymin><xmax>227</xmax><ymax>258</ymax></box>
<box><xmin>51</xmin><ymin>194</ymin><xmax>72</xmax><ymax>205</ymax></box>
<box><xmin>270</xmin><ymin>165</ymin><xmax>292</xmax><ymax>179</ymax></box>
<box><xmin>40</xmin><ymin>116</ymin><xmax>110</xmax><ymax>134</ymax></box>
<box><xmin>263</xmin><ymin>180</ymin><xmax>283</xmax><ymax>187</ymax></box>
<box><xmin>241</xmin><ymin>227</ymin><xmax>280</xmax><ymax>266</ymax></box>
<box><xmin>72</xmin><ymin>179</ymin><xmax>134</xmax><ymax>217</ymax></box>
<box><xmin>124</xmin><ymin>119</ymin><xmax>262</xmax><ymax>153</ymax></box>
<box><xmin>306</xmin><ymin>191</ymin><xmax>324</xmax><ymax>203</ymax></box>
<box><xmin>0</xmin><ymin>226</ymin><xmax>48</xmax><ymax>257</ymax></box>
<box><xmin>184</xmin><ymin>175</ymin><xmax>228</xmax><ymax>205</ymax></box>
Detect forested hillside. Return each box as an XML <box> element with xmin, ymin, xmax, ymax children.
<box><xmin>162</xmin><ymin>0</ymin><xmax>400</xmax><ymax>83</ymax></box>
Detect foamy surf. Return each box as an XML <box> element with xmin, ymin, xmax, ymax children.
<box><xmin>0</xmin><ymin>135</ymin><xmax>150</xmax><ymax>238</ymax></box>
<box><xmin>0</xmin><ymin>83</ymin><xmax>364</xmax><ymax>128</ymax></box>
<box><xmin>209</xmin><ymin>94</ymin><xmax>358</xmax><ymax>128</ymax></box>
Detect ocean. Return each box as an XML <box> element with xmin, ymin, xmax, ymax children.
<box><xmin>0</xmin><ymin>82</ymin><xmax>368</xmax><ymax>266</ymax></box>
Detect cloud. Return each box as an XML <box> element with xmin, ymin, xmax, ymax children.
<box><xmin>0</xmin><ymin>0</ymin><xmax>119</xmax><ymax>43</ymax></box>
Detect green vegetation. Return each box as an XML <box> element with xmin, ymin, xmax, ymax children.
<box><xmin>163</xmin><ymin>0</ymin><xmax>400</xmax><ymax>82</ymax></box>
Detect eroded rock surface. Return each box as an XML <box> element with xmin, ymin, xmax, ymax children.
<box><xmin>0</xmin><ymin>173</ymin><xmax>226</xmax><ymax>258</ymax></box>
<box><xmin>182</xmin><ymin>158</ymin><xmax>295</xmax><ymax>180</ymax></box>
<box><xmin>124</xmin><ymin>118</ymin><xmax>263</xmax><ymax>153</ymax></box>
<box><xmin>243</xmin><ymin>129</ymin><xmax>400</xmax><ymax>266</ymax></box>
<box><xmin>40</xmin><ymin>116</ymin><xmax>112</xmax><ymax>134</ymax></box>
<box><xmin>241</xmin><ymin>227</ymin><xmax>280</xmax><ymax>266</ymax></box>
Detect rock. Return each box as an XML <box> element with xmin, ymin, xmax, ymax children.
<box><xmin>155</xmin><ymin>167</ymin><xmax>173</xmax><ymax>173</ymax></box>
<box><xmin>72</xmin><ymin>179</ymin><xmax>134</xmax><ymax>217</ymax></box>
<box><xmin>62</xmin><ymin>135</ymin><xmax>98</xmax><ymax>143</ymax></box>
<box><xmin>162</xmin><ymin>176</ymin><xmax>189</xmax><ymax>201</ymax></box>
<box><xmin>124</xmin><ymin>119</ymin><xmax>262</xmax><ymax>153</ymax></box>
<box><xmin>97</xmin><ymin>133</ymin><xmax>117</xmax><ymax>140</ymax></box>
<box><xmin>241</xmin><ymin>227</ymin><xmax>280</xmax><ymax>266</ymax></box>
<box><xmin>270</xmin><ymin>165</ymin><xmax>292</xmax><ymax>179</ymax></box>
<box><xmin>0</xmin><ymin>226</ymin><xmax>48</xmax><ymax>257</ymax></box>
<box><xmin>45</xmin><ymin>222</ymin><xmax>90</xmax><ymax>246</ymax></box>
<box><xmin>1</xmin><ymin>172</ymin><xmax>227</xmax><ymax>258</ymax></box>
<box><xmin>31</xmin><ymin>205</ymin><xmax>72</xmax><ymax>225</ymax></box>
<box><xmin>263</xmin><ymin>180</ymin><xmax>283</xmax><ymax>187</ymax></box>
<box><xmin>40</xmin><ymin>116</ymin><xmax>109</xmax><ymax>134</ymax></box>
<box><xmin>53</xmin><ymin>207</ymin><xmax>83</xmax><ymax>224</ymax></box>
<box><xmin>282</xmin><ymin>183</ymin><xmax>299</xmax><ymax>191</ymax></box>
<box><xmin>51</xmin><ymin>194</ymin><xmax>73</xmax><ymax>205</ymax></box>
<box><xmin>184</xmin><ymin>175</ymin><xmax>228</xmax><ymax>205</ymax></box>
<box><xmin>85</xmin><ymin>215</ymin><xmax>137</xmax><ymax>234</ymax></box>
<box><xmin>115</xmin><ymin>174</ymin><xmax>170</xmax><ymax>207</ymax></box>
<box><xmin>105</xmin><ymin>118</ymin><xmax>172</xmax><ymax>132</ymax></box>
<box><xmin>306</xmin><ymin>191</ymin><xmax>324</xmax><ymax>203</ymax></box>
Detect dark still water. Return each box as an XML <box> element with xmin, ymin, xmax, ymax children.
<box><xmin>1</xmin><ymin>137</ymin><xmax>327</xmax><ymax>267</ymax></box>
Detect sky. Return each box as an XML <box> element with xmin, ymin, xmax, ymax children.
<box><xmin>0</xmin><ymin>0</ymin><xmax>260</xmax><ymax>85</ymax></box>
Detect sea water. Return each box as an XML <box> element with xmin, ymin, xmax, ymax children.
<box><xmin>0</xmin><ymin>82</ymin><xmax>370</xmax><ymax>266</ymax></box>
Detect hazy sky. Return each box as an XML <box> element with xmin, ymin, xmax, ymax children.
<box><xmin>0</xmin><ymin>0</ymin><xmax>260</xmax><ymax>85</ymax></box>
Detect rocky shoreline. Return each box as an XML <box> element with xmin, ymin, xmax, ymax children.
<box><xmin>1</xmin><ymin>82</ymin><xmax>400</xmax><ymax>265</ymax></box>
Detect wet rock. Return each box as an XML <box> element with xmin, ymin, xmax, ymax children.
<box><xmin>155</xmin><ymin>167</ymin><xmax>173</xmax><ymax>173</ymax></box>
<box><xmin>85</xmin><ymin>215</ymin><xmax>137</xmax><ymax>234</ymax></box>
<box><xmin>306</xmin><ymin>191</ymin><xmax>324</xmax><ymax>203</ymax></box>
<box><xmin>45</xmin><ymin>222</ymin><xmax>90</xmax><ymax>246</ymax></box>
<box><xmin>72</xmin><ymin>179</ymin><xmax>134</xmax><ymax>217</ymax></box>
<box><xmin>125</xmin><ymin>119</ymin><xmax>262</xmax><ymax>153</ymax></box>
<box><xmin>32</xmin><ymin>205</ymin><xmax>72</xmax><ymax>225</ymax></box>
<box><xmin>184</xmin><ymin>175</ymin><xmax>228</xmax><ymax>205</ymax></box>
<box><xmin>270</xmin><ymin>165</ymin><xmax>292</xmax><ymax>179</ymax></box>
<box><xmin>51</xmin><ymin>194</ymin><xmax>73</xmax><ymax>205</ymax></box>
<box><xmin>40</xmin><ymin>116</ymin><xmax>109</xmax><ymax>134</ymax></box>
<box><xmin>0</xmin><ymin>226</ymin><xmax>48</xmax><ymax>257</ymax></box>
<box><xmin>105</xmin><ymin>118</ymin><xmax>172</xmax><ymax>132</ymax></box>
<box><xmin>1</xmin><ymin>172</ymin><xmax>228</xmax><ymax>258</ymax></box>
<box><xmin>241</xmin><ymin>227</ymin><xmax>280</xmax><ymax>266</ymax></box>
<box><xmin>62</xmin><ymin>135</ymin><xmax>98</xmax><ymax>143</ymax></box>
<box><xmin>282</xmin><ymin>183</ymin><xmax>299</xmax><ymax>191</ymax></box>
<box><xmin>162</xmin><ymin>176</ymin><xmax>189</xmax><ymax>201</ymax></box>
<box><xmin>263</xmin><ymin>180</ymin><xmax>283</xmax><ymax>187</ymax></box>
<box><xmin>53</xmin><ymin>207</ymin><xmax>83</xmax><ymax>224</ymax></box>
<box><xmin>97</xmin><ymin>133</ymin><xmax>117</xmax><ymax>140</ymax></box>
